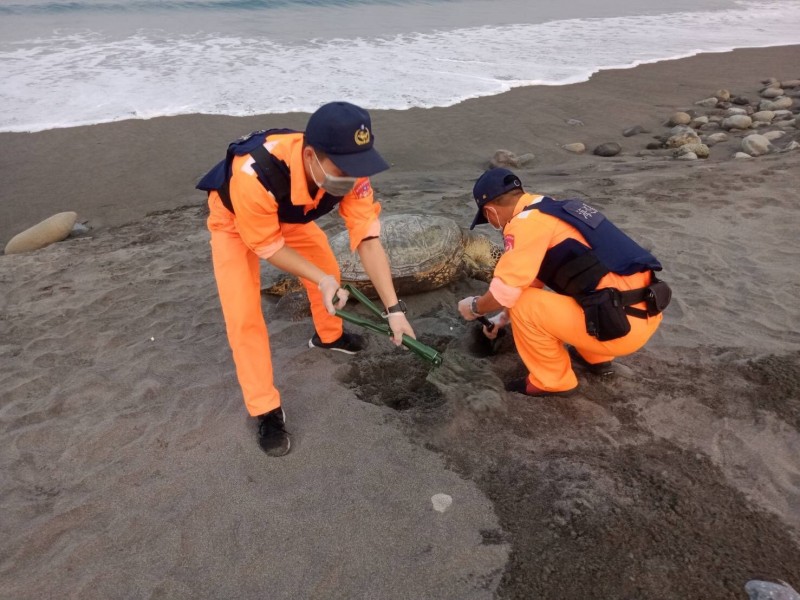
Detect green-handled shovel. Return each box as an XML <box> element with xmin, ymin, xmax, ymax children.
<box><xmin>334</xmin><ymin>284</ymin><xmax>442</xmax><ymax>367</ymax></box>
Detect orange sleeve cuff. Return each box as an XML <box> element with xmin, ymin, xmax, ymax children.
<box><xmin>254</xmin><ymin>238</ymin><xmax>286</xmax><ymax>260</ymax></box>
<box><xmin>347</xmin><ymin>204</ymin><xmax>382</xmax><ymax>252</ymax></box>
<box><xmin>489</xmin><ymin>276</ymin><xmax>523</xmax><ymax>308</ymax></box>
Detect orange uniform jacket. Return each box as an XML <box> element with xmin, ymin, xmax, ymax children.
<box><xmin>488</xmin><ymin>193</ymin><xmax>662</xmax><ymax>392</ymax></box>
<box><xmin>222</xmin><ymin>131</ymin><xmax>382</xmax><ymax>258</ymax></box>
<box><xmin>207</xmin><ymin>131</ymin><xmax>382</xmax><ymax>416</ymax></box>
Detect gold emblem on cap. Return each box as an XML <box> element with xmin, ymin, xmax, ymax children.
<box><xmin>354</xmin><ymin>125</ymin><xmax>370</xmax><ymax>146</ymax></box>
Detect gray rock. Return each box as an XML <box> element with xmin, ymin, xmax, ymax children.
<box><xmin>714</xmin><ymin>88</ymin><xmax>731</xmax><ymax>101</ymax></box>
<box><xmin>745</xmin><ymin>579</ymin><xmax>800</xmax><ymax>600</ymax></box>
<box><xmin>695</xmin><ymin>97</ymin><xmax>718</xmax><ymax>108</ymax></box>
<box><xmin>705</xmin><ymin>132</ymin><xmax>728</xmax><ymax>145</ymax></box>
<box><xmin>760</xmin><ymin>97</ymin><xmax>794</xmax><ymax>111</ymax></box>
<box><xmin>734</xmin><ymin>152</ymin><xmax>752</xmax><ymax>159</ymax></box>
<box><xmin>773</xmin><ymin>110</ymin><xmax>793</xmax><ymax>120</ymax></box>
<box><xmin>782</xmin><ymin>79</ymin><xmax>800</xmax><ymax>88</ymax></box>
<box><xmin>562</xmin><ymin>143</ymin><xmax>586</xmax><ymax>154</ymax></box>
<box><xmin>760</xmin><ymin>87</ymin><xmax>784</xmax><ymax>99</ymax></box>
<box><xmin>669</xmin><ymin>124</ymin><xmax>695</xmax><ymax>137</ymax></box>
<box><xmin>565</xmin><ymin>118</ymin><xmax>584</xmax><ymax>126</ymax></box>
<box><xmin>752</xmin><ymin>110</ymin><xmax>775</xmax><ymax>123</ymax></box>
<box><xmin>593</xmin><ymin>142</ymin><xmax>622</xmax><ymax>157</ymax></box>
<box><xmin>725</xmin><ymin>107</ymin><xmax>747</xmax><ymax>116</ymax></box>
<box><xmin>732</xmin><ymin>96</ymin><xmax>750</xmax><ymax>105</ymax></box>
<box><xmin>622</xmin><ymin>125</ymin><xmax>647</xmax><ymax>137</ymax></box>
<box><xmin>783</xmin><ymin>141</ymin><xmax>800</xmax><ymax>151</ymax></box>
<box><xmin>675</xmin><ymin>151</ymin><xmax>698</xmax><ymax>161</ymax></box>
<box><xmin>646</xmin><ymin>142</ymin><xmax>663</xmax><ymax>150</ymax></box>
<box><xmin>741</xmin><ymin>134</ymin><xmax>774</xmax><ymax>156</ymax></box>
<box><xmin>722</xmin><ymin>115</ymin><xmax>753</xmax><ymax>130</ymax></box>
<box><xmin>516</xmin><ymin>153</ymin><xmax>536</xmax><ymax>166</ymax></box>
<box><xmin>689</xmin><ymin>116</ymin><xmax>709</xmax><ymax>128</ymax></box>
<box><xmin>69</xmin><ymin>222</ymin><xmax>91</xmax><ymax>237</ymax></box>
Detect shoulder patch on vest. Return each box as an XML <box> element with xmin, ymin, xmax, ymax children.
<box><xmin>504</xmin><ymin>234</ymin><xmax>515</xmax><ymax>251</ymax></box>
<box><xmin>563</xmin><ymin>200</ymin><xmax>605</xmax><ymax>229</ymax></box>
<box><xmin>354</xmin><ymin>179</ymin><xmax>371</xmax><ymax>199</ymax></box>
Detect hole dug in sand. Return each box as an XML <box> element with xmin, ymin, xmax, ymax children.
<box><xmin>339</xmin><ymin>335</ymin><xmax>448</xmax><ymax>412</ymax></box>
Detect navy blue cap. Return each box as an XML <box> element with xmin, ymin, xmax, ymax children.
<box><xmin>470</xmin><ymin>168</ymin><xmax>523</xmax><ymax>229</ymax></box>
<box><xmin>305</xmin><ymin>101</ymin><xmax>390</xmax><ymax>177</ymax></box>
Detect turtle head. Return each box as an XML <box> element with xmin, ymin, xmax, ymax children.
<box><xmin>461</xmin><ymin>230</ymin><xmax>502</xmax><ymax>283</ymax></box>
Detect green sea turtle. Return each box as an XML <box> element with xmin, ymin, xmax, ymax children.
<box><xmin>261</xmin><ymin>214</ymin><xmax>502</xmax><ymax>298</ymax></box>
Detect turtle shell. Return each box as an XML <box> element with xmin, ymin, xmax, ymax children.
<box><xmin>329</xmin><ymin>214</ymin><xmax>465</xmax><ymax>296</ymax></box>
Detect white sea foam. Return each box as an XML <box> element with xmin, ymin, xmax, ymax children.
<box><xmin>0</xmin><ymin>0</ymin><xmax>798</xmax><ymax>132</ymax></box>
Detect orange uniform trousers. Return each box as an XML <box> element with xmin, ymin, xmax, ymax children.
<box><xmin>509</xmin><ymin>287</ymin><xmax>662</xmax><ymax>392</ymax></box>
<box><xmin>207</xmin><ymin>192</ymin><xmax>343</xmax><ymax>416</ymax></box>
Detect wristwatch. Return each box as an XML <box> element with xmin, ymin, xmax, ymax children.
<box><xmin>470</xmin><ymin>296</ymin><xmax>484</xmax><ymax>317</ymax></box>
<box><xmin>383</xmin><ymin>300</ymin><xmax>407</xmax><ymax>318</ymax></box>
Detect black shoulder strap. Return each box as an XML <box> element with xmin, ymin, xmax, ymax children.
<box><xmin>220</xmin><ymin>144</ymin><xmax>292</xmax><ymax>214</ymax></box>
<box><xmin>250</xmin><ymin>145</ymin><xmax>292</xmax><ymax>205</ymax></box>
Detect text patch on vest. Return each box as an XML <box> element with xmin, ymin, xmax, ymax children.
<box><xmin>562</xmin><ymin>200</ymin><xmax>605</xmax><ymax>229</ymax></box>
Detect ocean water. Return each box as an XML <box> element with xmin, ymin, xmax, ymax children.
<box><xmin>1</xmin><ymin>0</ymin><xmax>799</xmax><ymax>132</ymax></box>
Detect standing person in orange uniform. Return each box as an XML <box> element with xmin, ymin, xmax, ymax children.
<box><xmin>197</xmin><ymin>102</ymin><xmax>415</xmax><ymax>456</ymax></box>
<box><xmin>458</xmin><ymin>168</ymin><xmax>670</xmax><ymax>396</ymax></box>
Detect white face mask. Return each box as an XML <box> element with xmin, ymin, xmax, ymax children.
<box><xmin>311</xmin><ymin>151</ymin><xmax>358</xmax><ymax>196</ymax></box>
<box><xmin>484</xmin><ymin>205</ymin><xmax>503</xmax><ymax>231</ymax></box>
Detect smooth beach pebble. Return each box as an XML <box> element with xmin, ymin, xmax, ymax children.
<box><xmin>4</xmin><ymin>211</ymin><xmax>77</xmax><ymax>255</ymax></box>
<box><xmin>431</xmin><ymin>493</ymin><xmax>453</xmax><ymax>513</ymax></box>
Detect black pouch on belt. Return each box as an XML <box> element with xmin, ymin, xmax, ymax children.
<box><xmin>645</xmin><ymin>279</ymin><xmax>672</xmax><ymax>315</ymax></box>
<box><xmin>578</xmin><ymin>288</ymin><xmax>631</xmax><ymax>341</ymax></box>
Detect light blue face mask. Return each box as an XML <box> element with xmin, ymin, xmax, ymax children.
<box><xmin>484</xmin><ymin>205</ymin><xmax>503</xmax><ymax>231</ymax></box>
<box><xmin>312</xmin><ymin>152</ymin><xmax>358</xmax><ymax>196</ymax></box>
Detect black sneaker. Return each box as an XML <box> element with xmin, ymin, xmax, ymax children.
<box><xmin>257</xmin><ymin>408</ymin><xmax>291</xmax><ymax>457</ymax></box>
<box><xmin>567</xmin><ymin>346</ymin><xmax>615</xmax><ymax>376</ymax></box>
<box><xmin>307</xmin><ymin>332</ymin><xmax>365</xmax><ymax>355</ymax></box>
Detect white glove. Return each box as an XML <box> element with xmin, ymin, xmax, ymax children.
<box><xmin>318</xmin><ymin>275</ymin><xmax>348</xmax><ymax>315</ymax></box>
<box><xmin>483</xmin><ymin>310</ymin><xmax>509</xmax><ymax>340</ymax></box>
<box><xmin>386</xmin><ymin>312</ymin><xmax>416</xmax><ymax>347</ymax></box>
<box><xmin>458</xmin><ymin>296</ymin><xmax>479</xmax><ymax>321</ymax></box>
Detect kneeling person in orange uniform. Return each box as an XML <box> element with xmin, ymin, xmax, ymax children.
<box><xmin>457</xmin><ymin>168</ymin><xmax>670</xmax><ymax>396</ymax></box>
<box><xmin>197</xmin><ymin>102</ymin><xmax>415</xmax><ymax>456</ymax></box>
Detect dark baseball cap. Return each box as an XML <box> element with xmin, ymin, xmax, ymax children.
<box><xmin>470</xmin><ymin>168</ymin><xmax>523</xmax><ymax>229</ymax></box>
<box><xmin>304</xmin><ymin>101</ymin><xmax>390</xmax><ymax>177</ymax></box>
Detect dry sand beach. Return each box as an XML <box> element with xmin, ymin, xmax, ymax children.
<box><xmin>2</xmin><ymin>45</ymin><xmax>800</xmax><ymax>599</ymax></box>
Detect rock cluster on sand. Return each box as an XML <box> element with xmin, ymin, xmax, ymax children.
<box><xmin>662</xmin><ymin>77</ymin><xmax>800</xmax><ymax>159</ymax></box>
<box><xmin>567</xmin><ymin>77</ymin><xmax>799</xmax><ymax>162</ymax></box>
